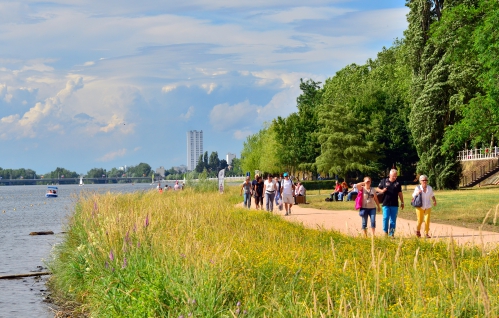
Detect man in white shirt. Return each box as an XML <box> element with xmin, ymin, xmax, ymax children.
<box><xmin>263</xmin><ymin>175</ymin><xmax>277</xmax><ymax>212</ymax></box>
<box><xmin>280</xmin><ymin>173</ymin><xmax>295</xmax><ymax>216</ymax></box>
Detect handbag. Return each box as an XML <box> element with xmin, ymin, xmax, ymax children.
<box><xmin>411</xmin><ymin>186</ymin><xmax>423</xmax><ymax>207</ymax></box>
<box><xmin>354</xmin><ymin>188</ymin><xmax>363</xmax><ymax>210</ymax></box>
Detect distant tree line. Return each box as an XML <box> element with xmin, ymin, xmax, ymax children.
<box><xmin>241</xmin><ymin>0</ymin><xmax>499</xmax><ymax>189</ymax></box>
<box><xmin>0</xmin><ymin>156</ymin><xmax>245</xmax><ymax>184</ymax></box>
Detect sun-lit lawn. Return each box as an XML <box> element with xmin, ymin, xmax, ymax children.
<box><xmin>48</xmin><ymin>185</ymin><xmax>499</xmax><ymax>317</ymax></box>
<box><xmin>304</xmin><ymin>186</ymin><xmax>499</xmax><ymax>232</ymax></box>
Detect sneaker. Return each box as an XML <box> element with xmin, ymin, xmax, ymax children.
<box><xmin>416</xmin><ymin>231</ymin><xmax>421</xmax><ymax>238</ymax></box>
<box><xmin>288</xmin><ymin>209</ymin><xmax>291</xmax><ymax>215</ymax></box>
<box><xmin>425</xmin><ymin>234</ymin><xmax>431</xmax><ymax>238</ymax></box>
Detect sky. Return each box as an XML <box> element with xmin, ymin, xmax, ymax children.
<box><xmin>0</xmin><ymin>0</ymin><xmax>409</xmax><ymax>174</ymax></box>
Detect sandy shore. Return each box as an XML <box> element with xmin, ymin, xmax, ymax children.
<box><xmin>239</xmin><ymin>200</ymin><xmax>499</xmax><ymax>248</ymax></box>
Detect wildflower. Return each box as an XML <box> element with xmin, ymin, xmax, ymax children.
<box><xmin>191</xmin><ymin>299</ymin><xmax>196</xmax><ymax>305</ymax></box>
<box><xmin>243</xmin><ymin>310</ymin><xmax>247</xmax><ymax>315</ymax></box>
<box><xmin>235</xmin><ymin>308</ymin><xmax>240</xmax><ymax>315</ymax></box>
<box><xmin>109</xmin><ymin>249</ymin><xmax>114</xmax><ymax>262</ymax></box>
<box><xmin>105</xmin><ymin>261</ymin><xmax>109</xmax><ymax>268</ymax></box>
<box><xmin>237</xmin><ymin>301</ymin><xmax>241</xmax><ymax>307</ymax></box>
<box><xmin>125</xmin><ymin>231</ymin><xmax>130</xmax><ymax>244</ymax></box>
<box><xmin>180</xmin><ymin>254</ymin><xmax>186</xmax><ymax>258</ymax></box>
<box><xmin>93</xmin><ymin>201</ymin><xmax>98</xmax><ymax>211</ymax></box>
<box><xmin>133</xmin><ymin>224</ymin><xmax>137</xmax><ymax>232</ymax></box>
<box><xmin>145</xmin><ymin>214</ymin><xmax>149</xmax><ymax>228</ymax></box>
<box><xmin>137</xmin><ymin>241</ymin><xmax>140</xmax><ymax>248</ymax></box>
<box><xmin>122</xmin><ymin>257</ymin><xmax>127</xmax><ymax>268</ymax></box>
<box><xmin>85</xmin><ymin>267</ymin><xmax>90</xmax><ymax>272</ymax></box>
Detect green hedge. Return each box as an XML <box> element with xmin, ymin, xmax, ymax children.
<box><xmin>300</xmin><ymin>180</ymin><xmax>337</xmax><ymax>190</ymax></box>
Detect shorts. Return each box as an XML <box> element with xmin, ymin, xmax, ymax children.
<box><xmin>282</xmin><ymin>194</ymin><xmax>294</xmax><ymax>204</ymax></box>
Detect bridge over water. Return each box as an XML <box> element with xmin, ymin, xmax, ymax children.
<box><xmin>0</xmin><ymin>177</ymin><xmax>151</xmax><ymax>185</ymax></box>
<box><xmin>0</xmin><ymin>176</ymin><xmax>247</xmax><ymax>186</ymax></box>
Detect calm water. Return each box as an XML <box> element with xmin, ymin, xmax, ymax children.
<box><xmin>0</xmin><ymin>183</ymin><xmax>161</xmax><ymax>318</ymax></box>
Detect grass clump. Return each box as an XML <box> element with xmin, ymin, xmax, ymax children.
<box><xmin>48</xmin><ymin>186</ymin><xmax>499</xmax><ymax>317</ymax></box>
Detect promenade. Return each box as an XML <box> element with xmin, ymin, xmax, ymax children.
<box><xmin>240</xmin><ymin>202</ymin><xmax>499</xmax><ymax>248</ymax></box>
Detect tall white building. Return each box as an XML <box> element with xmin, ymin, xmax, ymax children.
<box><xmin>226</xmin><ymin>153</ymin><xmax>236</xmax><ymax>165</ymax></box>
<box><xmin>187</xmin><ymin>130</ymin><xmax>203</xmax><ymax>171</ymax></box>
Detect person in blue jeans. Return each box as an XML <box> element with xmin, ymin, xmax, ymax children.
<box><xmin>240</xmin><ymin>176</ymin><xmax>252</xmax><ymax>209</ymax></box>
<box><xmin>356</xmin><ymin>177</ymin><xmax>381</xmax><ymax>237</ymax></box>
<box><xmin>377</xmin><ymin>169</ymin><xmax>405</xmax><ymax>237</ymax></box>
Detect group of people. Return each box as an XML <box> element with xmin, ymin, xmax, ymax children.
<box><xmin>240</xmin><ymin>173</ymin><xmax>305</xmax><ymax>216</ymax></box>
<box><xmin>356</xmin><ymin>169</ymin><xmax>437</xmax><ymax>238</ymax></box>
<box><xmin>241</xmin><ymin>169</ymin><xmax>437</xmax><ymax>238</ymax></box>
<box><xmin>158</xmin><ymin>180</ymin><xmax>183</xmax><ymax>193</ymax></box>
<box><xmin>328</xmin><ymin>181</ymin><xmax>358</xmax><ymax>201</ymax></box>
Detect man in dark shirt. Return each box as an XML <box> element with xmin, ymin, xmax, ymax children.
<box><xmin>377</xmin><ymin>169</ymin><xmax>405</xmax><ymax>237</ymax></box>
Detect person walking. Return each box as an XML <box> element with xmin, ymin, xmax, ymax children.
<box><xmin>264</xmin><ymin>175</ymin><xmax>277</xmax><ymax>212</ymax></box>
<box><xmin>253</xmin><ymin>175</ymin><xmax>264</xmax><ymax>210</ymax></box>
<box><xmin>280</xmin><ymin>173</ymin><xmax>295</xmax><ymax>215</ymax></box>
<box><xmin>413</xmin><ymin>174</ymin><xmax>437</xmax><ymax>238</ymax></box>
<box><xmin>377</xmin><ymin>169</ymin><xmax>404</xmax><ymax>237</ymax></box>
<box><xmin>240</xmin><ymin>176</ymin><xmax>252</xmax><ymax>209</ymax></box>
<box><xmin>356</xmin><ymin>177</ymin><xmax>381</xmax><ymax>237</ymax></box>
<box><xmin>274</xmin><ymin>175</ymin><xmax>282</xmax><ymax>210</ymax></box>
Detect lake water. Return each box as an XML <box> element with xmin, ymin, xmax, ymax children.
<box><xmin>0</xmin><ymin>183</ymin><xmax>162</xmax><ymax>318</ymax></box>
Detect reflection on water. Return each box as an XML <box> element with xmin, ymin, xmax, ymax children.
<box><xmin>0</xmin><ymin>183</ymin><xmax>158</xmax><ymax>318</ymax></box>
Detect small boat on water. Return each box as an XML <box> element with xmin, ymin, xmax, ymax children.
<box><xmin>79</xmin><ymin>175</ymin><xmax>84</xmax><ymax>186</ymax></box>
<box><xmin>46</xmin><ymin>186</ymin><xmax>58</xmax><ymax>198</ymax></box>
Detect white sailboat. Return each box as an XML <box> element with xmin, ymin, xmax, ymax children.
<box><xmin>79</xmin><ymin>175</ymin><xmax>84</xmax><ymax>186</ymax></box>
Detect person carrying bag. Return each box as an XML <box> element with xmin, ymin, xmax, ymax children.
<box><xmin>412</xmin><ymin>175</ymin><xmax>437</xmax><ymax>238</ymax></box>
<box><xmin>356</xmin><ymin>176</ymin><xmax>381</xmax><ymax>237</ymax></box>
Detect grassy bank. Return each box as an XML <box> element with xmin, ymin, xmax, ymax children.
<box><xmin>305</xmin><ymin>186</ymin><xmax>499</xmax><ymax>232</ymax></box>
<box><xmin>49</xmin><ymin>186</ymin><xmax>499</xmax><ymax>317</ymax></box>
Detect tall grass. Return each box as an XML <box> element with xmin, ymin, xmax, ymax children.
<box><xmin>48</xmin><ymin>186</ymin><xmax>499</xmax><ymax>317</ymax></box>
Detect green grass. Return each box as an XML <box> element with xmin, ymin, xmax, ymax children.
<box><xmin>48</xmin><ymin>186</ymin><xmax>499</xmax><ymax>317</ymax></box>
<box><xmin>304</xmin><ymin>186</ymin><xmax>499</xmax><ymax>232</ymax></box>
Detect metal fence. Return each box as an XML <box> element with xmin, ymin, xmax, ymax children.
<box><xmin>458</xmin><ymin>147</ymin><xmax>499</xmax><ymax>161</ymax></box>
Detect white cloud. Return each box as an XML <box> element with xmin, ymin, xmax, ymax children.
<box><xmin>162</xmin><ymin>84</ymin><xmax>177</xmax><ymax>93</ymax></box>
<box><xmin>1</xmin><ymin>114</ymin><xmax>19</xmax><ymax>124</ymax></box>
<box><xmin>251</xmin><ymin>70</ymin><xmax>305</xmax><ymax>88</ymax></box>
<box><xmin>83</xmin><ymin>61</ymin><xmax>95</xmax><ymax>66</ymax></box>
<box><xmin>97</xmin><ymin>148</ymin><xmax>127</xmax><ymax>162</ymax></box>
<box><xmin>179</xmin><ymin>106</ymin><xmax>195</xmax><ymax>121</ymax></box>
<box><xmin>233</xmin><ymin>129</ymin><xmax>252</xmax><ymax>140</ymax></box>
<box><xmin>99</xmin><ymin>114</ymin><xmax>125</xmax><ymax>133</ymax></box>
<box><xmin>210</xmin><ymin>100</ymin><xmax>258</xmax><ymax>131</ymax></box>
<box><xmin>201</xmin><ymin>83</ymin><xmax>217</xmax><ymax>94</ymax></box>
<box><xmin>264</xmin><ymin>6</ymin><xmax>351</xmax><ymax>23</ymax></box>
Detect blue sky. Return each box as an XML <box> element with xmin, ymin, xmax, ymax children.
<box><xmin>0</xmin><ymin>0</ymin><xmax>408</xmax><ymax>174</ymax></box>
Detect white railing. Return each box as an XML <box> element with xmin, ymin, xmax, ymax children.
<box><xmin>458</xmin><ymin>147</ymin><xmax>499</xmax><ymax>161</ymax></box>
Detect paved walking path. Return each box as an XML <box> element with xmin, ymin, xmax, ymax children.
<box><xmin>239</xmin><ymin>202</ymin><xmax>499</xmax><ymax>248</ymax></box>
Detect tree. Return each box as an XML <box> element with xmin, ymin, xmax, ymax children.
<box><xmin>208</xmin><ymin>151</ymin><xmax>220</xmax><ymax>172</ymax></box>
<box><xmin>87</xmin><ymin>168</ymin><xmax>106</xmax><ymax>178</ymax></box>
<box><xmin>203</xmin><ymin>151</ymin><xmax>208</xmax><ymax>169</ymax></box>
<box><xmin>316</xmin><ymin>64</ymin><xmax>380</xmax><ymax>179</ymax></box>
<box><xmin>195</xmin><ymin>154</ymin><xmax>205</xmax><ymax>173</ymax></box>
<box><xmin>219</xmin><ymin>159</ymin><xmax>228</xmax><ymax>170</ymax></box>
<box><xmin>45</xmin><ymin>167</ymin><xmax>78</xmax><ymax>179</ymax></box>
<box><xmin>405</xmin><ymin>0</ymin><xmax>467</xmax><ymax>189</ymax></box>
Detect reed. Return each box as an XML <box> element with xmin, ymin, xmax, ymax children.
<box><xmin>48</xmin><ymin>186</ymin><xmax>499</xmax><ymax>317</ymax></box>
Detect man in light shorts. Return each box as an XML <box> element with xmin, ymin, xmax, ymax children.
<box><xmin>280</xmin><ymin>172</ymin><xmax>295</xmax><ymax>216</ymax></box>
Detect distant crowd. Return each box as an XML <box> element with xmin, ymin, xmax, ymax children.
<box><xmin>240</xmin><ymin>173</ymin><xmax>305</xmax><ymax>216</ymax></box>
<box><xmin>157</xmin><ymin>180</ymin><xmax>184</xmax><ymax>193</ymax></box>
